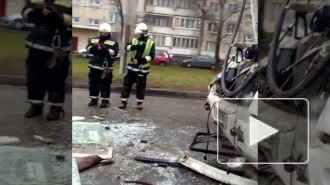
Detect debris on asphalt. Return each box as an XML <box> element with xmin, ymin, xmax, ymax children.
<box><xmin>55</xmin><ymin>154</ymin><xmax>66</xmax><ymax>161</ymax></box>
<box><xmin>153</xmin><ymin>163</ymin><xmax>168</xmax><ymax>168</ymax></box>
<box><xmin>100</xmin><ymin>159</ymin><xmax>114</xmax><ymax>166</ymax></box>
<box><xmin>140</xmin><ymin>140</ymin><xmax>147</xmax><ymax>143</ymax></box>
<box><xmin>72</xmin><ymin>116</ymin><xmax>85</xmax><ymax>121</ymax></box>
<box><xmin>134</xmin><ymin>156</ymin><xmax>182</xmax><ymax>166</ymax></box>
<box><xmin>76</xmin><ymin>155</ymin><xmax>103</xmax><ymax>173</ymax></box>
<box><xmin>73</xmin><ymin>147</ymin><xmax>113</xmax><ymax>160</ymax></box>
<box><xmin>179</xmin><ymin>155</ymin><xmax>257</xmax><ymax>185</ymax></box>
<box><xmin>123</xmin><ymin>180</ymin><xmax>154</xmax><ymax>185</ymax></box>
<box><xmin>140</xmin><ymin>149</ymin><xmax>146</xmax><ymax>152</ymax></box>
<box><xmin>159</xmin><ymin>153</ymin><xmax>165</xmax><ymax>157</ymax></box>
<box><xmin>112</xmin><ymin>107</ymin><xmax>127</xmax><ymax>113</ymax></box>
<box><xmin>93</xmin><ymin>116</ymin><xmax>104</xmax><ymax>121</ymax></box>
<box><xmin>0</xmin><ymin>136</ymin><xmax>20</xmax><ymax>145</ymax></box>
<box><xmin>126</xmin><ymin>142</ymin><xmax>134</xmax><ymax>147</ymax></box>
<box><xmin>33</xmin><ymin>135</ymin><xmax>53</xmax><ymax>144</ymax></box>
<box><xmin>114</xmin><ymin>126</ymin><xmax>118</xmax><ymax>129</ymax></box>
<box><xmin>105</xmin><ymin>126</ymin><xmax>110</xmax><ymax>130</ymax></box>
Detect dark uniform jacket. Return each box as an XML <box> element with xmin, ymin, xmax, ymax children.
<box><xmin>86</xmin><ymin>35</ymin><xmax>119</xmax><ymax>70</ymax></box>
<box><xmin>125</xmin><ymin>36</ymin><xmax>155</xmax><ymax>74</ymax></box>
<box><xmin>22</xmin><ymin>0</ymin><xmax>72</xmax><ymax>53</ymax></box>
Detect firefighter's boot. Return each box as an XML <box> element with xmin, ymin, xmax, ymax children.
<box><xmin>46</xmin><ymin>106</ymin><xmax>65</xmax><ymax>121</ymax></box>
<box><xmin>137</xmin><ymin>102</ymin><xmax>143</xmax><ymax>110</ymax></box>
<box><xmin>100</xmin><ymin>100</ymin><xmax>110</xmax><ymax>108</ymax></box>
<box><xmin>88</xmin><ymin>99</ymin><xmax>98</xmax><ymax>106</ymax></box>
<box><xmin>119</xmin><ymin>101</ymin><xmax>127</xmax><ymax>109</ymax></box>
<box><xmin>25</xmin><ymin>104</ymin><xmax>43</xmax><ymax>118</ymax></box>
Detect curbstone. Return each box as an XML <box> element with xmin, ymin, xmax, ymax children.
<box><xmin>0</xmin><ymin>75</ymin><xmax>208</xmax><ymax>99</ymax></box>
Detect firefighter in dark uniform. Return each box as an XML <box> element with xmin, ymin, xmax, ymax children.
<box><xmin>22</xmin><ymin>0</ymin><xmax>72</xmax><ymax>121</ymax></box>
<box><xmin>86</xmin><ymin>23</ymin><xmax>119</xmax><ymax>108</ymax></box>
<box><xmin>119</xmin><ymin>22</ymin><xmax>155</xmax><ymax>110</ymax></box>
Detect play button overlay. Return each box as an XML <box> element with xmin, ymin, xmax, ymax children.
<box><xmin>216</xmin><ymin>98</ymin><xmax>309</xmax><ymax>165</ymax></box>
<box><xmin>249</xmin><ymin>116</ymin><xmax>279</xmax><ymax>146</ymax></box>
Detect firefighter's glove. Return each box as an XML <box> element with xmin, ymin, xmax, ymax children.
<box><xmin>98</xmin><ymin>44</ymin><xmax>106</xmax><ymax>51</ymax></box>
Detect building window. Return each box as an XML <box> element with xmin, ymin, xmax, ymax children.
<box><xmin>73</xmin><ymin>0</ymin><xmax>80</xmax><ymax>4</ymax></box>
<box><xmin>173</xmin><ymin>37</ymin><xmax>198</xmax><ymax>48</ymax></box>
<box><xmin>174</xmin><ymin>18</ymin><xmax>199</xmax><ymax>29</ymax></box>
<box><xmin>150</xmin><ymin>0</ymin><xmax>171</xmax><ymax>7</ymax></box>
<box><xmin>177</xmin><ymin>0</ymin><xmax>197</xmax><ymax>9</ymax></box>
<box><xmin>89</xmin><ymin>19</ymin><xmax>99</xmax><ymax>26</ymax></box>
<box><xmin>229</xmin><ymin>3</ymin><xmax>239</xmax><ymax>13</ymax></box>
<box><xmin>210</xmin><ymin>2</ymin><xmax>220</xmax><ymax>13</ymax></box>
<box><xmin>110</xmin><ymin>12</ymin><xmax>121</xmax><ymax>23</ymax></box>
<box><xmin>245</xmin><ymin>34</ymin><xmax>253</xmax><ymax>40</ymax></box>
<box><xmin>136</xmin><ymin>0</ymin><xmax>139</xmax><ymax>5</ymax></box>
<box><xmin>206</xmin><ymin>42</ymin><xmax>217</xmax><ymax>52</ymax></box>
<box><xmin>226</xmin><ymin>23</ymin><xmax>235</xmax><ymax>33</ymax></box>
<box><xmin>223</xmin><ymin>43</ymin><xmax>230</xmax><ymax>52</ymax></box>
<box><xmin>72</xmin><ymin>17</ymin><xmax>80</xmax><ymax>24</ymax></box>
<box><xmin>208</xmin><ymin>22</ymin><xmax>217</xmax><ymax>32</ymax></box>
<box><xmin>91</xmin><ymin>0</ymin><xmax>100</xmax><ymax>5</ymax></box>
<box><xmin>147</xmin><ymin>15</ymin><xmax>168</xmax><ymax>27</ymax></box>
<box><xmin>153</xmin><ymin>35</ymin><xmax>166</xmax><ymax>46</ymax></box>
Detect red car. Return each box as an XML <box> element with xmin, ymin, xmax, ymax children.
<box><xmin>151</xmin><ymin>49</ymin><xmax>171</xmax><ymax>66</ymax></box>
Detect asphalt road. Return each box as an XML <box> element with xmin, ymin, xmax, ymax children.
<box><xmin>72</xmin><ymin>88</ymin><xmax>227</xmax><ymax>185</ymax></box>
<box><xmin>0</xmin><ymin>85</ymin><xmax>72</xmax><ymax>185</ymax></box>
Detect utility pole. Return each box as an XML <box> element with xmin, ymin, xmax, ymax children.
<box><xmin>119</xmin><ymin>0</ymin><xmax>137</xmax><ymax>75</ymax></box>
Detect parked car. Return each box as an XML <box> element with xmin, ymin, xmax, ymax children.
<box><xmin>74</xmin><ymin>49</ymin><xmax>89</xmax><ymax>58</ymax></box>
<box><xmin>151</xmin><ymin>49</ymin><xmax>171</xmax><ymax>66</ymax></box>
<box><xmin>182</xmin><ymin>55</ymin><xmax>216</xmax><ymax>69</ymax></box>
<box><xmin>1</xmin><ymin>14</ymin><xmax>34</xmax><ymax>30</ymax></box>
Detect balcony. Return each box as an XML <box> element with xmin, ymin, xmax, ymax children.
<box><xmin>73</xmin><ymin>22</ymin><xmax>121</xmax><ymax>32</ymax></box>
<box><xmin>170</xmin><ymin>47</ymin><xmax>198</xmax><ymax>56</ymax></box>
<box><xmin>146</xmin><ymin>6</ymin><xmax>197</xmax><ymax>17</ymax></box>
<box><xmin>149</xmin><ymin>26</ymin><xmax>200</xmax><ymax>37</ymax></box>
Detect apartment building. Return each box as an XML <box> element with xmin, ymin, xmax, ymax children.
<box><xmin>72</xmin><ymin>0</ymin><xmax>145</xmax><ymax>51</ymax></box>
<box><xmin>200</xmin><ymin>0</ymin><xmax>254</xmax><ymax>59</ymax></box>
<box><xmin>145</xmin><ymin>0</ymin><xmax>202</xmax><ymax>57</ymax></box>
<box><xmin>72</xmin><ymin>0</ymin><xmax>253</xmax><ymax>59</ymax></box>
<box><xmin>145</xmin><ymin>0</ymin><xmax>253</xmax><ymax>59</ymax></box>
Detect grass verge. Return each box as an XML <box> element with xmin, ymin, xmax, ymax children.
<box><xmin>73</xmin><ymin>57</ymin><xmax>216</xmax><ymax>92</ymax></box>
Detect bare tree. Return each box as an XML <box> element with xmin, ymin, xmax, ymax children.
<box><xmin>113</xmin><ymin>0</ymin><xmax>124</xmax><ymax>39</ymax></box>
<box><xmin>193</xmin><ymin>0</ymin><xmax>247</xmax><ymax>72</ymax></box>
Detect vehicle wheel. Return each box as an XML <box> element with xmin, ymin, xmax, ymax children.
<box><xmin>82</xmin><ymin>52</ymin><xmax>87</xmax><ymax>58</ymax></box>
<box><xmin>159</xmin><ymin>62</ymin><xmax>166</xmax><ymax>67</ymax></box>
<box><xmin>211</xmin><ymin>64</ymin><xmax>215</xmax><ymax>70</ymax></box>
<box><xmin>186</xmin><ymin>63</ymin><xmax>192</xmax><ymax>68</ymax></box>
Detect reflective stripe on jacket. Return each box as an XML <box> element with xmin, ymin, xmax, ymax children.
<box><xmin>127</xmin><ymin>38</ymin><xmax>154</xmax><ymax>73</ymax></box>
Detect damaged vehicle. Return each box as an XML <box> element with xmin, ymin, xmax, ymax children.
<box><xmin>204</xmin><ymin>0</ymin><xmax>329</xmax><ymax>185</ymax></box>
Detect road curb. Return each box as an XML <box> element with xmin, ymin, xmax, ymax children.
<box><xmin>0</xmin><ymin>75</ymin><xmax>208</xmax><ymax>99</ymax></box>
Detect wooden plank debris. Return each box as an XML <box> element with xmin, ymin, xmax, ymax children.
<box><xmin>179</xmin><ymin>156</ymin><xmax>257</xmax><ymax>185</ymax></box>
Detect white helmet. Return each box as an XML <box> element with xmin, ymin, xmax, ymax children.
<box><xmin>134</xmin><ymin>22</ymin><xmax>149</xmax><ymax>36</ymax></box>
<box><xmin>99</xmin><ymin>23</ymin><xmax>111</xmax><ymax>33</ymax></box>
